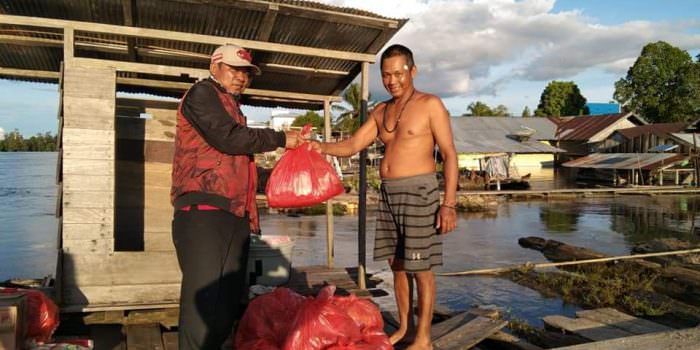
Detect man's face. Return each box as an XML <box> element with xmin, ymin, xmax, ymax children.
<box><xmin>210</xmin><ymin>63</ymin><xmax>252</xmax><ymax>95</ymax></box>
<box><xmin>381</xmin><ymin>55</ymin><xmax>416</xmax><ymax>99</ymax></box>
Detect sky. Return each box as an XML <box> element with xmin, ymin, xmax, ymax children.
<box><xmin>1</xmin><ymin>0</ymin><xmax>699</xmax><ymax>135</ymax></box>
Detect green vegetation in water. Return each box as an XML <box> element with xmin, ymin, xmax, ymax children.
<box><xmin>300</xmin><ymin>203</ymin><xmax>347</xmax><ymax>216</ymax></box>
<box><xmin>0</xmin><ymin>129</ymin><xmax>57</xmax><ymax>152</ymax></box>
<box><xmin>509</xmin><ymin>264</ymin><xmax>670</xmax><ymax>316</ymax></box>
<box><xmin>506</xmin><ymin>318</ymin><xmax>551</xmax><ymax>349</ymax></box>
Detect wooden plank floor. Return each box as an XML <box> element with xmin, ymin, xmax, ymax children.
<box><xmin>551</xmin><ymin>327</ymin><xmax>700</xmax><ymax>350</ymax></box>
<box><xmin>383</xmin><ymin>308</ymin><xmax>507</xmax><ymax>350</ymax></box>
<box><xmin>545</xmin><ymin>308</ymin><xmax>699</xmax><ymax>350</ymax></box>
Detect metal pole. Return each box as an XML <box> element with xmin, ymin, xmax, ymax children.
<box><xmin>357</xmin><ymin>62</ymin><xmax>369</xmax><ymax>289</ymax></box>
<box><xmin>324</xmin><ymin>97</ymin><xmax>334</xmax><ymax>268</ymax></box>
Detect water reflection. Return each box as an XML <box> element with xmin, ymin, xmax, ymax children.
<box><xmin>539</xmin><ymin>206</ymin><xmax>581</xmax><ymax>233</ymax></box>
<box><xmin>262</xmin><ymin>194</ymin><xmax>700</xmax><ymax>326</ymax></box>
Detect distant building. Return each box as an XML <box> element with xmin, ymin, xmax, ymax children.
<box><xmin>585</xmin><ymin>102</ymin><xmax>621</xmax><ymax>115</ymax></box>
<box><xmin>269</xmin><ymin>110</ymin><xmax>301</xmax><ymax>130</ymax></box>
<box><xmin>450</xmin><ymin>117</ymin><xmax>564</xmax><ymax>189</ymax></box>
<box><xmin>599</xmin><ymin>122</ymin><xmax>688</xmax><ymax>153</ymax></box>
<box><xmin>0</xmin><ymin>127</ymin><xmax>4</xmax><ymax>140</ymax></box>
<box><xmin>551</xmin><ymin>112</ymin><xmax>646</xmax><ymax>157</ymax></box>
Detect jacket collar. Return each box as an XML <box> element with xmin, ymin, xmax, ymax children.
<box><xmin>207</xmin><ymin>76</ymin><xmax>241</xmax><ymax>101</ymax></box>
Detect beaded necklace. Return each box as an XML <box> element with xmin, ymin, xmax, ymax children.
<box><xmin>382</xmin><ymin>89</ymin><xmax>416</xmax><ymax>133</ymax></box>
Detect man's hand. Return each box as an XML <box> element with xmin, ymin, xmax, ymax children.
<box><xmin>284</xmin><ymin>130</ymin><xmax>303</xmax><ymax>149</ymax></box>
<box><xmin>435</xmin><ymin>205</ymin><xmax>457</xmax><ymax>234</ymax></box>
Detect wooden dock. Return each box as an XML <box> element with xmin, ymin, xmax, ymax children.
<box><xmin>544</xmin><ymin>307</ymin><xmax>700</xmax><ymax>350</ymax></box>
<box><xmin>56</xmin><ymin>265</ymin><xmax>371</xmax><ymax>349</ymax></box>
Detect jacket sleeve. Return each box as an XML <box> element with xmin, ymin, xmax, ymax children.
<box><xmin>181</xmin><ymin>83</ymin><xmax>286</xmax><ymax>155</ymax></box>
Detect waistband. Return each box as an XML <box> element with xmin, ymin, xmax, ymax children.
<box><xmin>179</xmin><ymin>204</ymin><xmax>221</xmax><ymax>211</ymax></box>
<box><xmin>381</xmin><ymin>173</ymin><xmax>437</xmax><ymax>187</ymax></box>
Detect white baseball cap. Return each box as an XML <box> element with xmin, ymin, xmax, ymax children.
<box><xmin>210</xmin><ymin>44</ymin><xmax>261</xmax><ymax>75</ymax></box>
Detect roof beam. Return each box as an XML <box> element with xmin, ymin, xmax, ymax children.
<box><xmin>0</xmin><ymin>66</ymin><xmax>340</xmax><ymax>103</ymax></box>
<box><xmin>256</xmin><ymin>3</ymin><xmax>278</xmax><ymax>41</ymax></box>
<box><xmin>0</xmin><ymin>14</ymin><xmax>376</xmax><ymax>62</ymax></box>
<box><xmin>0</xmin><ymin>67</ymin><xmax>60</xmax><ymax>80</ymax></box>
<box><xmin>0</xmin><ymin>33</ymin><xmax>352</xmax><ymax>77</ymax></box>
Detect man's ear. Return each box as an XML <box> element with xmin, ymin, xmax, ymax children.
<box><xmin>411</xmin><ymin>65</ymin><xmax>417</xmax><ymax>78</ymax></box>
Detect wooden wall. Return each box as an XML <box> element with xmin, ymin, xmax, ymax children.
<box><xmin>60</xmin><ymin>64</ymin><xmax>182</xmax><ymax>310</ymax></box>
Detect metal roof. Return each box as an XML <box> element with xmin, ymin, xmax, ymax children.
<box><xmin>0</xmin><ymin>0</ymin><xmax>406</xmax><ymax>109</ymax></box>
<box><xmin>670</xmin><ymin>133</ymin><xmax>700</xmax><ymax>147</ymax></box>
<box><xmin>555</xmin><ymin>113</ymin><xmax>646</xmax><ymax>141</ymax></box>
<box><xmin>451</xmin><ymin>116</ymin><xmax>559</xmax><ymax>140</ymax></box>
<box><xmin>562</xmin><ymin>153</ymin><xmax>687</xmax><ymax>170</ymax></box>
<box><xmin>450</xmin><ymin>117</ymin><xmax>564</xmax><ymax>154</ymax></box>
<box><xmin>615</xmin><ymin>122</ymin><xmax>686</xmax><ymax>139</ymax></box>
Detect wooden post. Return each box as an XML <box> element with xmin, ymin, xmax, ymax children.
<box><xmin>324</xmin><ymin>97</ymin><xmax>334</xmax><ymax>268</ymax></box>
<box><xmin>63</xmin><ymin>27</ymin><xmax>74</xmax><ymax>62</ymax></box>
<box><xmin>694</xmin><ymin>133</ymin><xmax>698</xmax><ymax>187</ymax></box>
<box><xmin>676</xmin><ymin>169</ymin><xmax>680</xmax><ymax>185</ymax></box>
<box><xmin>659</xmin><ymin>170</ymin><xmax>663</xmax><ymax>186</ymax></box>
<box><xmin>357</xmin><ymin>62</ymin><xmax>369</xmax><ymax>290</ymax></box>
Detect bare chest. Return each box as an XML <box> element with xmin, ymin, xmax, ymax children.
<box><xmin>377</xmin><ymin>104</ymin><xmax>430</xmax><ymax>143</ymax></box>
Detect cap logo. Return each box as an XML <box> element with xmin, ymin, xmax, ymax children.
<box><xmin>237</xmin><ymin>49</ymin><xmax>252</xmax><ymax>63</ymax></box>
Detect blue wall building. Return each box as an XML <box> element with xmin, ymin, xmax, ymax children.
<box><xmin>586</xmin><ymin>102</ymin><xmax>621</xmax><ymax>115</ymax></box>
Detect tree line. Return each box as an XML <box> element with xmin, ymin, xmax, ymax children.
<box><xmin>464</xmin><ymin>41</ymin><xmax>700</xmax><ymax>122</ymax></box>
<box><xmin>0</xmin><ymin>129</ymin><xmax>57</xmax><ymax>152</ymax></box>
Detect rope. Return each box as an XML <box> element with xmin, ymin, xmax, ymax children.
<box><xmin>436</xmin><ymin>247</ymin><xmax>700</xmax><ymax>277</ymax></box>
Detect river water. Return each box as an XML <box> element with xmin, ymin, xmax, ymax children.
<box><xmin>3</xmin><ymin>152</ymin><xmax>700</xmax><ymax>325</ymax></box>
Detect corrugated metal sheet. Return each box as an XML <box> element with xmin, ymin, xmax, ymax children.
<box><xmin>451</xmin><ymin>116</ymin><xmax>559</xmax><ymax>140</ymax></box>
<box><xmin>0</xmin><ymin>0</ymin><xmax>406</xmax><ymax>108</ymax></box>
<box><xmin>670</xmin><ymin>133</ymin><xmax>700</xmax><ymax>147</ymax></box>
<box><xmin>616</xmin><ymin>122</ymin><xmax>686</xmax><ymax>139</ymax></box>
<box><xmin>562</xmin><ymin>153</ymin><xmax>687</xmax><ymax>170</ymax></box>
<box><xmin>450</xmin><ymin>117</ymin><xmax>564</xmax><ymax>154</ymax></box>
<box><xmin>555</xmin><ymin>113</ymin><xmax>645</xmax><ymax>141</ymax></box>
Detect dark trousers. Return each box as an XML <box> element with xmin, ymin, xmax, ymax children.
<box><xmin>172</xmin><ymin>208</ymin><xmax>251</xmax><ymax>350</ymax></box>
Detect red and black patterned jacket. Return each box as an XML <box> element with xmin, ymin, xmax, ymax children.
<box><xmin>171</xmin><ymin>77</ymin><xmax>286</xmax><ymax>232</ymax></box>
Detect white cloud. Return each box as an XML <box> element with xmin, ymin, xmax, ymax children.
<box><xmin>319</xmin><ymin>0</ymin><xmax>700</xmax><ymax>99</ymax></box>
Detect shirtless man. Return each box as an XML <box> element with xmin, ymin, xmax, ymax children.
<box><xmin>310</xmin><ymin>44</ymin><xmax>458</xmax><ymax>349</ymax></box>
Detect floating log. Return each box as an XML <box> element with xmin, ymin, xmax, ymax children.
<box><xmin>520</xmin><ymin>237</ymin><xmax>700</xmax><ymax>307</ymax></box>
<box><xmin>633</xmin><ymin>238</ymin><xmax>700</xmax><ymax>268</ymax></box>
<box><xmin>518</xmin><ymin>237</ymin><xmax>607</xmax><ymax>263</ymax></box>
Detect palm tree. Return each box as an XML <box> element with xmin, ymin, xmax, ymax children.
<box><xmin>333</xmin><ymin>83</ymin><xmax>377</xmax><ymax>134</ymax></box>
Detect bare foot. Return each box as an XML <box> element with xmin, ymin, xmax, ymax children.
<box><xmin>389</xmin><ymin>327</ymin><xmax>407</xmax><ymax>345</ymax></box>
<box><xmin>405</xmin><ymin>337</ymin><xmax>433</xmax><ymax>350</ymax></box>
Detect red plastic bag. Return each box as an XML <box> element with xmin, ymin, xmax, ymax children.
<box><xmin>331</xmin><ymin>295</ymin><xmax>392</xmax><ymax>350</ymax></box>
<box><xmin>0</xmin><ymin>287</ymin><xmax>59</xmax><ymax>344</ymax></box>
<box><xmin>235</xmin><ymin>286</ymin><xmax>392</xmax><ymax>350</ymax></box>
<box><xmin>283</xmin><ymin>285</ymin><xmax>363</xmax><ymax>350</ymax></box>
<box><xmin>235</xmin><ymin>288</ymin><xmax>306</xmax><ymax>350</ymax></box>
<box><xmin>266</xmin><ymin>125</ymin><xmax>344</xmax><ymax>208</ymax></box>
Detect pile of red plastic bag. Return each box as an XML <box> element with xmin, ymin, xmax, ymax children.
<box><xmin>0</xmin><ymin>287</ymin><xmax>93</xmax><ymax>349</ymax></box>
<box><xmin>235</xmin><ymin>285</ymin><xmax>392</xmax><ymax>350</ymax></box>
